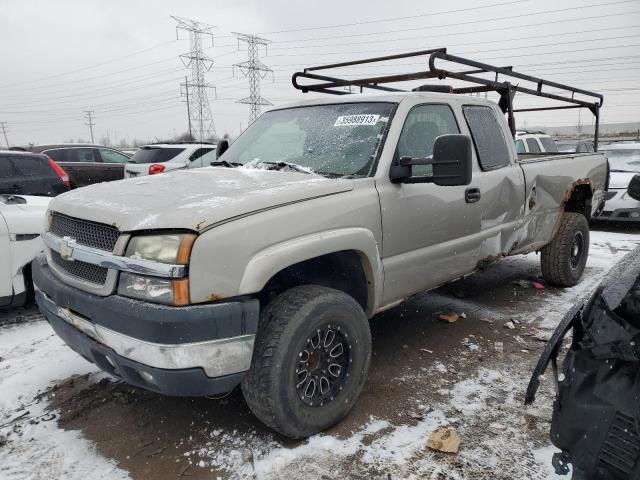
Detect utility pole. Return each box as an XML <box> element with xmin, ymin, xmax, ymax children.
<box><xmin>172</xmin><ymin>16</ymin><xmax>217</xmax><ymax>142</ymax></box>
<box><xmin>233</xmin><ymin>32</ymin><xmax>273</xmax><ymax>125</ymax></box>
<box><xmin>180</xmin><ymin>75</ymin><xmax>193</xmax><ymax>139</ymax></box>
<box><xmin>0</xmin><ymin>122</ymin><xmax>9</xmax><ymax>147</ymax></box>
<box><xmin>84</xmin><ymin>110</ymin><xmax>95</xmax><ymax>143</ymax></box>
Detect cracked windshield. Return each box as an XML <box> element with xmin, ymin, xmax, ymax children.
<box><xmin>221</xmin><ymin>103</ymin><xmax>394</xmax><ymax>176</ymax></box>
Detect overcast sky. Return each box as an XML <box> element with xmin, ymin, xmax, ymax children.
<box><xmin>0</xmin><ymin>0</ymin><xmax>638</xmax><ymax>146</ymax></box>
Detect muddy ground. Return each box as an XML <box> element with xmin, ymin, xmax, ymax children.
<box><xmin>1</xmin><ymin>224</ymin><xmax>639</xmax><ymax>479</ymax></box>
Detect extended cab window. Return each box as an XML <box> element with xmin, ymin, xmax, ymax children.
<box><xmin>526</xmin><ymin>138</ymin><xmax>541</xmax><ymax>153</ymax></box>
<box><xmin>396</xmin><ymin>104</ymin><xmax>459</xmax><ymax>176</ymax></box>
<box><xmin>515</xmin><ymin>139</ymin><xmax>525</xmax><ymax>153</ymax></box>
<box><xmin>462</xmin><ymin>105</ymin><xmax>511</xmax><ymax>170</ymax></box>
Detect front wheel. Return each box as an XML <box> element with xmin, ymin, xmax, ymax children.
<box><xmin>541</xmin><ymin>212</ymin><xmax>590</xmax><ymax>287</ymax></box>
<box><xmin>241</xmin><ymin>285</ymin><xmax>372</xmax><ymax>439</ymax></box>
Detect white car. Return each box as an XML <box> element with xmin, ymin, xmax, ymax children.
<box><xmin>124</xmin><ymin>142</ymin><xmax>217</xmax><ymax>178</ymax></box>
<box><xmin>1</xmin><ymin>194</ymin><xmax>51</xmax><ymax>308</ymax></box>
<box><xmin>515</xmin><ymin>131</ymin><xmax>558</xmax><ymax>154</ymax></box>
<box><xmin>597</xmin><ymin>142</ymin><xmax>640</xmax><ymax>222</ymax></box>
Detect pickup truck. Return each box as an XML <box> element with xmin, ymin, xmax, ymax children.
<box><xmin>32</xmin><ymin>90</ymin><xmax>607</xmax><ymax>438</ymax></box>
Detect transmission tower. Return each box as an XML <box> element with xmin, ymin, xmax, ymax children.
<box><xmin>0</xmin><ymin>122</ymin><xmax>9</xmax><ymax>147</ymax></box>
<box><xmin>84</xmin><ymin>111</ymin><xmax>95</xmax><ymax>143</ymax></box>
<box><xmin>233</xmin><ymin>33</ymin><xmax>273</xmax><ymax>125</ymax></box>
<box><xmin>172</xmin><ymin>16</ymin><xmax>217</xmax><ymax>141</ymax></box>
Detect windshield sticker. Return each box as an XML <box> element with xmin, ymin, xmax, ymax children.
<box><xmin>334</xmin><ymin>114</ymin><xmax>380</xmax><ymax>127</ymax></box>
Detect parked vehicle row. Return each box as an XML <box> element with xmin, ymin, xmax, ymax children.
<box><xmin>124</xmin><ymin>142</ymin><xmax>216</xmax><ymax>177</ymax></box>
<box><xmin>596</xmin><ymin>142</ymin><xmax>640</xmax><ymax>222</ymax></box>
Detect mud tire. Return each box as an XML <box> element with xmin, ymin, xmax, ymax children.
<box><xmin>541</xmin><ymin>212</ymin><xmax>590</xmax><ymax>287</ymax></box>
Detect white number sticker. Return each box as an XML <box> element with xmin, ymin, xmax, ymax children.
<box><xmin>334</xmin><ymin>114</ymin><xmax>380</xmax><ymax>127</ymax></box>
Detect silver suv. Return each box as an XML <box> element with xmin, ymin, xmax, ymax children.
<box><xmin>124</xmin><ymin>142</ymin><xmax>217</xmax><ymax>178</ymax></box>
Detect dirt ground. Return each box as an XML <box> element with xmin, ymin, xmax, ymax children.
<box><xmin>1</xmin><ymin>224</ymin><xmax>639</xmax><ymax>479</ymax></box>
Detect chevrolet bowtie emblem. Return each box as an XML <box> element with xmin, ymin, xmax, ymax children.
<box><xmin>59</xmin><ymin>236</ymin><xmax>75</xmax><ymax>261</ymax></box>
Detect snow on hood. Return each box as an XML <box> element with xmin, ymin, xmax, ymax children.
<box><xmin>0</xmin><ymin>195</ymin><xmax>51</xmax><ymax>234</ymax></box>
<box><xmin>49</xmin><ymin>168</ymin><xmax>354</xmax><ymax>232</ymax></box>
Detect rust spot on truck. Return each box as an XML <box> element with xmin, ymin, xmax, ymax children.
<box><xmin>477</xmin><ymin>254</ymin><xmax>503</xmax><ymax>269</ymax></box>
<box><xmin>207</xmin><ymin>293</ymin><xmax>225</xmax><ymax>301</ymax></box>
<box><xmin>195</xmin><ymin>219</ymin><xmax>207</xmax><ymax>231</ymax></box>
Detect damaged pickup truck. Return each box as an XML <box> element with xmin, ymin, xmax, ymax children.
<box><xmin>33</xmin><ymin>49</ymin><xmax>607</xmax><ymax>438</ymax></box>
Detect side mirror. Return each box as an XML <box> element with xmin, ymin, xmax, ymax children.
<box><xmin>628</xmin><ymin>174</ymin><xmax>640</xmax><ymax>201</ymax></box>
<box><xmin>216</xmin><ymin>140</ymin><xmax>229</xmax><ymax>159</ymax></box>
<box><xmin>389</xmin><ymin>134</ymin><xmax>473</xmax><ymax>186</ymax></box>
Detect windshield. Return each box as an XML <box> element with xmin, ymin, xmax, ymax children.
<box><xmin>129</xmin><ymin>147</ymin><xmax>185</xmax><ymax>164</ymax></box>
<box><xmin>601</xmin><ymin>149</ymin><xmax>640</xmax><ymax>172</ymax></box>
<box><xmin>221</xmin><ymin>102</ymin><xmax>395</xmax><ymax>177</ymax></box>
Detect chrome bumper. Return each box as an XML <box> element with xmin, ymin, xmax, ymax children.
<box><xmin>36</xmin><ymin>286</ymin><xmax>255</xmax><ymax>378</ymax></box>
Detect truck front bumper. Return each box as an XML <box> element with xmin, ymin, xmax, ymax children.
<box><xmin>32</xmin><ymin>254</ymin><xmax>259</xmax><ymax>397</ymax></box>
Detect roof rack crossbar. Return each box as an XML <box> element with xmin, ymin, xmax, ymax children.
<box><xmin>292</xmin><ymin>48</ymin><xmax>603</xmax><ymax>148</ymax></box>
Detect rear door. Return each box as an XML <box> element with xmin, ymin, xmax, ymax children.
<box><xmin>95</xmin><ymin>148</ymin><xmax>128</xmax><ymax>181</ymax></box>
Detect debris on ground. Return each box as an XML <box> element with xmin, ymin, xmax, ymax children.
<box><xmin>420</xmin><ymin>348</ymin><xmax>433</xmax><ymax>354</ymax></box>
<box><xmin>532</xmin><ymin>281</ymin><xmax>545</xmax><ymax>290</ymax></box>
<box><xmin>494</xmin><ymin>341</ymin><xmax>504</xmax><ymax>352</ymax></box>
<box><xmin>504</xmin><ymin>321</ymin><xmax>515</xmax><ymax>330</ymax></box>
<box><xmin>439</xmin><ymin>311</ymin><xmax>459</xmax><ymax>323</ymax></box>
<box><xmin>426</xmin><ymin>427</ymin><xmax>461</xmax><ymax>454</ymax></box>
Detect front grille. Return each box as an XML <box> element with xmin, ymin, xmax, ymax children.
<box><xmin>51</xmin><ymin>250</ymin><xmax>109</xmax><ymax>285</ymax></box>
<box><xmin>50</xmin><ymin>212</ymin><xmax>119</xmax><ymax>252</ymax></box>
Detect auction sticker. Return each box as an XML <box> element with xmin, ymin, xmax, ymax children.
<box><xmin>334</xmin><ymin>114</ymin><xmax>380</xmax><ymax>126</ymax></box>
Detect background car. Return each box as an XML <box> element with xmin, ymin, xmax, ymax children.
<box><xmin>124</xmin><ymin>142</ymin><xmax>216</xmax><ymax>177</ymax></box>
<box><xmin>555</xmin><ymin>139</ymin><xmax>594</xmax><ymax>153</ymax></box>
<box><xmin>0</xmin><ymin>193</ymin><xmax>51</xmax><ymax>308</ymax></box>
<box><xmin>596</xmin><ymin>142</ymin><xmax>640</xmax><ymax>221</ymax></box>
<box><xmin>12</xmin><ymin>144</ymin><xmax>131</xmax><ymax>188</ymax></box>
<box><xmin>0</xmin><ymin>151</ymin><xmax>69</xmax><ymax>197</ymax></box>
<box><xmin>515</xmin><ymin>131</ymin><xmax>558</xmax><ymax>154</ymax></box>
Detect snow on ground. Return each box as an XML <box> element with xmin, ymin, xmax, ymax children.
<box><xmin>0</xmin><ymin>228</ymin><xmax>637</xmax><ymax>479</ymax></box>
<box><xmin>0</xmin><ymin>321</ymin><xmax>129</xmax><ymax>480</ymax></box>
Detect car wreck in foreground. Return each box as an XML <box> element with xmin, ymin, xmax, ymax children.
<box><xmin>33</xmin><ymin>49</ymin><xmax>608</xmax><ymax>438</ymax></box>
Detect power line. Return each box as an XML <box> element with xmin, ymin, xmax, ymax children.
<box><xmin>173</xmin><ymin>15</ymin><xmax>218</xmax><ymax>141</ymax></box>
<box><xmin>233</xmin><ymin>33</ymin><xmax>273</xmax><ymax>124</ymax></box>
<box><xmin>0</xmin><ymin>122</ymin><xmax>9</xmax><ymax>147</ymax></box>
<box><xmin>84</xmin><ymin>111</ymin><xmax>95</xmax><ymax>143</ymax></box>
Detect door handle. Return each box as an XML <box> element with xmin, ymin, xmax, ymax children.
<box><xmin>465</xmin><ymin>187</ymin><xmax>481</xmax><ymax>203</ymax></box>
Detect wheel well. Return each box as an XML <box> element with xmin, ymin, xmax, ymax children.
<box><xmin>564</xmin><ymin>184</ymin><xmax>593</xmax><ymax>219</ymax></box>
<box><xmin>259</xmin><ymin>250</ymin><xmax>369</xmax><ymax>312</ymax></box>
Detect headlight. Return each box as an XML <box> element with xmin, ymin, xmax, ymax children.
<box><xmin>119</xmin><ymin>233</ymin><xmax>196</xmax><ymax>306</ymax></box>
<box><xmin>125</xmin><ymin>233</ymin><xmax>196</xmax><ymax>264</ymax></box>
<box><xmin>118</xmin><ymin>272</ymin><xmax>190</xmax><ymax>306</ymax></box>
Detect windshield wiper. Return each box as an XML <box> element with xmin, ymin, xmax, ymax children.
<box><xmin>210</xmin><ymin>160</ymin><xmax>242</xmax><ymax>168</ymax></box>
<box><xmin>250</xmin><ymin>161</ymin><xmax>313</xmax><ymax>174</ymax></box>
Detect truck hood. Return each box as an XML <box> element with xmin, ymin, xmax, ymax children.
<box><xmin>0</xmin><ymin>195</ymin><xmax>51</xmax><ymax>234</ymax></box>
<box><xmin>49</xmin><ymin>167</ymin><xmax>355</xmax><ymax>232</ymax></box>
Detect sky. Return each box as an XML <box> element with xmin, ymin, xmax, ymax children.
<box><xmin>0</xmin><ymin>0</ymin><xmax>639</xmax><ymax>146</ymax></box>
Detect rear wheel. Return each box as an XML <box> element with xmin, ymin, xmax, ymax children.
<box><xmin>541</xmin><ymin>212</ymin><xmax>589</xmax><ymax>287</ymax></box>
<box><xmin>241</xmin><ymin>285</ymin><xmax>371</xmax><ymax>439</ymax></box>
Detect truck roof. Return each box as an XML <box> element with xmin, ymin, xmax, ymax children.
<box><xmin>277</xmin><ymin>90</ymin><xmax>498</xmax><ymax>110</ymax></box>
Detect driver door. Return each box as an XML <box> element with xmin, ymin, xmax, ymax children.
<box><xmin>377</xmin><ymin>104</ymin><xmax>483</xmax><ymax>304</ymax></box>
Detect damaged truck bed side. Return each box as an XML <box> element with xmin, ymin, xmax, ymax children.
<box><xmin>32</xmin><ymin>49</ymin><xmax>607</xmax><ymax>439</ymax></box>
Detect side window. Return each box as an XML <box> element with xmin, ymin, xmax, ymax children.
<box><xmin>201</xmin><ymin>149</ymin><xmax>216</xmax><ymax>166</ymax></box>
<box><xmin>526</xmin><ymin>138</ymin><xmax>541</xmax><ymax>153</ymax></box>
<box><xmin>0</xmin><ymin>157</ymin><xmax>15</xmax><ymax>178</ymax></box>
<box><xmin>62</xmin><ymin>148</ymin><xmax>98</xmax><ymax>162</ymax></box>
<box><xmin>462</xmin><ymin>105</ymin><xmax>511</xmax><ymax>170</ymax></box>
<box><xmin>515</xmin><ymin>139</ymin><xmax>525</xmax><ymax>153</ymax></box>
<box><xmin>540</xmin><ymin>137</ymin><xmax>557</xmax><ymax>153</ymax></box>
<box><xmin>397</xmin><ymin>104</ymin><xmax>459</xmax><ymax>176</ymax></box>
<box><xmin>98</xmin><ymin>149</ymin><xmax>129</xmax><ymax>164</ymax></box>
<box><xmin>44</xmin><ymin>149</ymin><xmax>65</xmax><ymax>163</ymax></box>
